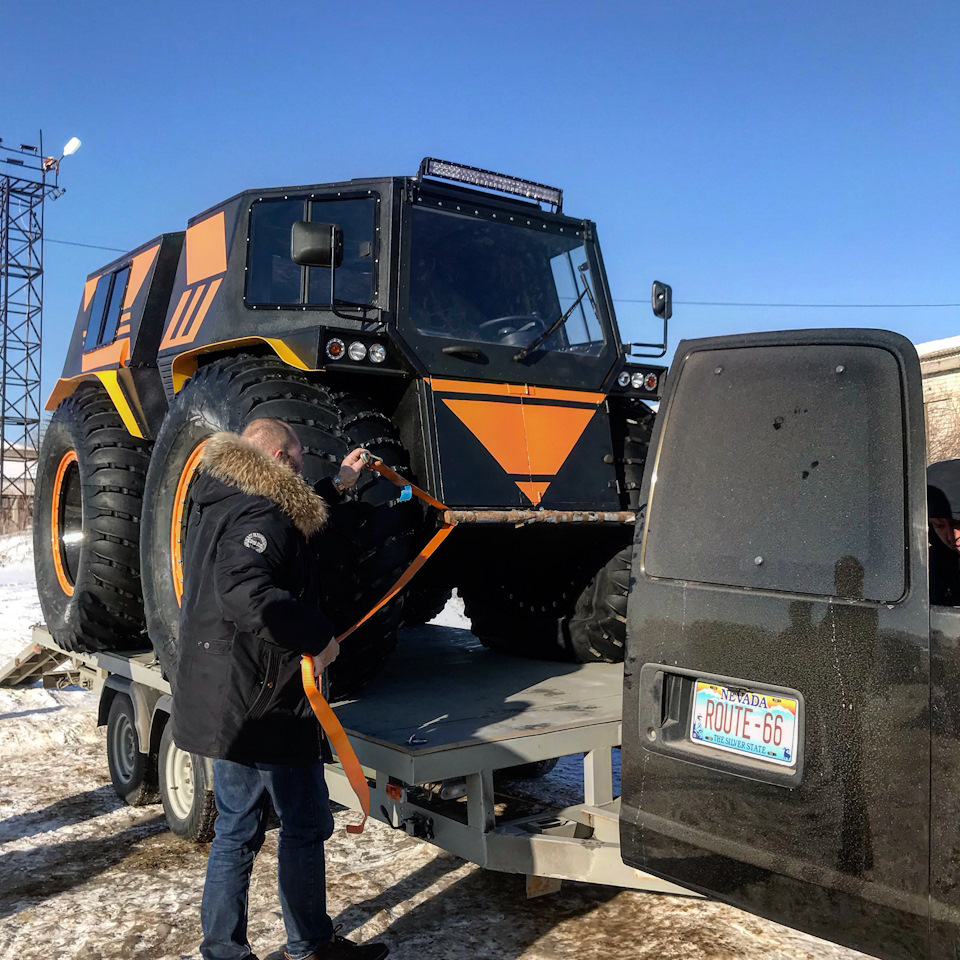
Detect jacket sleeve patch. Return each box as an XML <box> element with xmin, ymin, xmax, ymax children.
<box><xmin>243</xmin><ymin>532</ymin><xmax>268</xmax><ymax>554</ymax></box>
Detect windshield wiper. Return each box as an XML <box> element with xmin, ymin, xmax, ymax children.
<box><xmin>512</xmin><ymin>263</ymin><xmax>594</xmax><ymax>362</ymax></box>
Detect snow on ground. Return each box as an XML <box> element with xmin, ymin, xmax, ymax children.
<box><xmin>0</xmin><ymin>541</ymin><xmax>868</xmax><ymax>960</ymax></box>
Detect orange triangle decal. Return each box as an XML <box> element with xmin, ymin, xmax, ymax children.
<box><xmin>522</xmin><ymin>405</ymin><xmax>597</xmax><ymax>475</ymax></box>
<box><xmin>516</xmin><ymin>481</ymin><xmax>551</xmax><ymax>505</ymax></box>
<box><xmin>442</xmin><ymin>399</ymin><xmax>530</xmax><ymax>474</ymax></box>
<box><xmin>442</xmin><ymin>399</ymin><xmax>599</xmax><ymax>480</ymax></box>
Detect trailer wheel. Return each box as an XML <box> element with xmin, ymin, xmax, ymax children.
<box><xmin>140</xmin><ymin>354</ymin><xmax>416</xmax><ymax>698</ymax></box>
<box><xmin>33</xmin><ymin>382</ymin><xmax>152</xmax><ymax>654</ymax></box>
<box><xmin>106</xmin><ymin>694</ymin><xmax>159</xmax><ymax>806</ymax></box>
<box><xmin>461</xmin><ymin>534</ymin><xmax>631</xmax><ymax>664</ymax></box>
<box><xmin>158</xmin><ymin>722</ymin><xmax>217</xmax><ymax>842</ymax></box>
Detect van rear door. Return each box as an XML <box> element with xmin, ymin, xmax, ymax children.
<box><xmin>619</xmin><ymin>329</ymin><xmax>929</xmax><ymax>960</ymax></box>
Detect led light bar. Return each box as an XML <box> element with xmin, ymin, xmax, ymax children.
<box><xmin>418</xmin><ymin>157</ymin><xmax>563</xmax><ymax>211</ymax></box>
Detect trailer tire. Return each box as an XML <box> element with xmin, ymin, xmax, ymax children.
<box><xmin>158</xmin><ymin>721</ymin><xmax>217</xmax><ymax>842</ymax></box>
<box><xmin>140</xmin><ymin>355</ymin><xmax>416</xmax><ymax>699</ymax></box>
<box><xmin>106</xmin><ymin>694</ymin><xmax>159</xmax><ymax>806</ymax></box>
<box><xmin>495</xmin><ymin>758</ymin><xmax>559</xmax><ymax>781</ymax></box>
<box><xmin>33</xmin><ymin>382</ymin><xmax>152</xmax><ymax>654</ymax></box>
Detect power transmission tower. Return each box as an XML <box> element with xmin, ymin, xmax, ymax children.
<box><xmin>0</xmin><ymin>132</ymin><xmax>72</xmax><ymax>530</ymax></box>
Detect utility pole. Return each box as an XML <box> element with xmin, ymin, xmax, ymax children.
<box><xmin>0</xmin><ymin>132</ymin><xmax>79</xmax><ymax>529</ymax></box>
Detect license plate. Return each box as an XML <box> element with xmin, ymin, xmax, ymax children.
<box><xmin>690</xmin><ymin>681</ymin><xmax>798</xmax><ymax>767</ymax></box>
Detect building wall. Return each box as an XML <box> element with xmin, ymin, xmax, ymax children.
<box><xmin>921</xmin><ymin>349</ymin><xmax>960</xmax><ymax>464</ymax></box>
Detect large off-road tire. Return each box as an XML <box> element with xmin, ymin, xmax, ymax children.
<box><xmin>33</xmin><ymin>382</ymin><xmax>152</xmax><ymax>653</ymax></box>
<box><xmin>461</xmin><ymin>530</ymin><xmax>633</xmax><ymax>664</ymax></box>
<box><xmin>158</xmin><ymin>721</ymin><xmax>217</xmax><ymax>842</ymax></box>
<box><xmin>400</xmin><ymin>584</ymin><xmax>453</xmax><ymax>628</ymax></box>
<box><xmin>106</xmin><ymin>693</ymin><xmax>160</xmax><ymax>806</ymax></box>
<box><xmin>140</xmin><ymin>354</ymin><xmax>416</xmax><ymax>699</ymax></box>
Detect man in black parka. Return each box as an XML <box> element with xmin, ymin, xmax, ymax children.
<box><xmin>172</xmin><ymin>418</ymin><xmax>389</xmax><ymax>960</ymax></box>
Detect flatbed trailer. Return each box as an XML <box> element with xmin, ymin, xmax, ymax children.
<box><xmin>2</xmin><ymin>621</ymin><xmax>689</xmax><ymax>898</ymax></box>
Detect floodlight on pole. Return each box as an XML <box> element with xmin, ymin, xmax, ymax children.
<box><xmin>42</xmin><ymin>136</ymin><xmax>80</xmax><ymax>176</ymax></box>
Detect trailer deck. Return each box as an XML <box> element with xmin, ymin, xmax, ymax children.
<box><xmin>5</xmin><ymin>624</ymin><xmax>692</xmax><ymax>897</ymax></box>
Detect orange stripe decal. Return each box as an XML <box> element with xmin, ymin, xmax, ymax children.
<box><xmin>160</xmin><ymin>288</ymin><xmax>197</xmax><ymax>350</ymax></box>
<box><xmin>82</xmin><ymin>276</ymin><xmax>100</xmax><ymax>312</ymax></box>
<box><xmin>81</xmin><ymin>337</ymin><xmax>130</xmax><ymax>372</ymax></box>
<box><xmin>179</xmin><ymin>278</ymin><xmax>223</xmax><ymax>344</ymax></box>
<box><xmin>186</xmin><ymin>212</ymin><xmax>227</xmax><ymax>284</ymax></box>
<box><xmin>431</xmin><ymin>377</ymin><xmax>605</xmax><ymax>405</ymax></box>
<box><xmin>123</xmin><ymin>244</ymin><xmax>160</xmax><ymax>309</ymax></box>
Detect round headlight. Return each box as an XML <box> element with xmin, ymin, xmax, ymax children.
<box><xmin>630</xmin><ymin>372</ymin><xmax>644</xmax><ymax>390</ymax></box>
<box><xmin>325</xmin><ymin>338</ymin><xmax>345</xmax><ymax>360</ymax></box>
<box><xmin>617</xmin><ymin>371</ymin><xmax>631</xmax><ymax>387</ymax></box>
<box><xmin>347</xmin><ymin>341</ymin><xmax>367</xmax><ymax>362</ymax></box>
<box><xmin>644</xmin><ymin>372</ymin><xmax>659</xmax><ymax>391</ymax></box>
<box><xmin>369</xmin><ymin>343</ymin><xmax>387</xmax><ymax>364</ymax></box>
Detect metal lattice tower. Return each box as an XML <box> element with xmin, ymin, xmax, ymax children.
<box><xmin>0</xmin><ymin>133</ymin><xmax>65</xmax><ymax>527</ymax></box>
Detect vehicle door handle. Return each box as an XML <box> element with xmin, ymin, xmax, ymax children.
<box><xmin>441</xmin><ymin>345</ymin><xmax>487</xmax><ymax>361</ymax></box>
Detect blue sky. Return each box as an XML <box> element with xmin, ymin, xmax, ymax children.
<box><xmin>2</xmin><ymin>0</ymin><xmax>957</xmax><ymax>398</ymax></box>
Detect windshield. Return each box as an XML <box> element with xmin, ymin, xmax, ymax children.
<box><xmin>406</xmin><ymin>206</ymin><xmax>606</xmax><ymax>355</ymax></box>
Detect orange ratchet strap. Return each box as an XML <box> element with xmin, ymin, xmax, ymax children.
<box><xmin>301</xmin><ymin>456</ymin><xmax>455</xmax><ymax>834</ymax></box>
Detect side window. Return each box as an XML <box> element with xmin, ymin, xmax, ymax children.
<box><xmin>97</xmin><ymin>266</ymin><xmax>129</xmax><ymax>346</ymax></box>
<box><xmin>84</xmin><ymin>267</ymin><xmax>130</xmax><ymax>348</ymax></box>
<box><xmin>84</xmin><ymin>274</ymin><xmax>112</xmax><ymax>348</ymax></box>
<box><xmin>247</xmin><ymin>199</ymin><xmax>306</xmax><ymax>304</ymax></box>
<box><xmin>644</xmin><ymin>344</ymin><xmax>906</xmax><ymax>602</ymax></box>
<box><xmin>307</xmin><ymin>198</ymin><xmax>376</xmax><ymax>306</ymax></box>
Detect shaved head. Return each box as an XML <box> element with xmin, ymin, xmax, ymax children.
<box><xmin>241</xmin><ymin>418</ymin><xmax>303</xmax><ymax>473</ymax></box>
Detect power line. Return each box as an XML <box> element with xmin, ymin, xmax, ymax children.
<box><xmin>614</xmin><ymin>299</ymin><xmax>960</xmax><ymax>308</ymax></box>
<box><xmin>42</xmin><ymin>238</ymin><xmax>960</xmax><ymax>309</ymax></box>
<box><xmin>46</xmin><ymin>237</ymin><xmax>127</xmax><ymax>253</ymax></box>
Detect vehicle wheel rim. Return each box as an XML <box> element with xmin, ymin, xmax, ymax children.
<box><xmin>170</xmin><ymin>440</ymin><xmax>208</xmax><ymax>606</ymax></box>
<box><xmin>51</xmin><ymin>450</ymin><xmax>82</xmax><ymax>595</ymax></box>
<box><xmin>110</xmin><ymin>711</ymin><xmax>138</xmax><ymax>783</ymax></box>
<box><xmin>164</xmin><ymin>742</ymin><xmax>196</xmax><ymax>820</ymax></box>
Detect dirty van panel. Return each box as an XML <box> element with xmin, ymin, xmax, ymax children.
<box><xmin>621</xmin><ymin>330</ymin><xmax>930</xmax><ymax>960</ymax></box>
<box><xmin>930</xmin><ymin>605</ymin><xmax>960</xmax><ymax>960</ymax></box>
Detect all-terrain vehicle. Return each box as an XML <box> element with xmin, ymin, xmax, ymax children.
<box><xmin>34</xmin><ymin>158</ymin><xmax>669</xmax><ymax>697</ymax></box>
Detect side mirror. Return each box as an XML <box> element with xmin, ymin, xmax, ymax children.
<box><xmin>652</xmin><ymin>280</ymin><xmax>672</xmax><ymax>320</ymax></box>
<box><xmin>291</xmin><ymin>221</ymin><xmax>343</xmax><ymax>268</ymax></box>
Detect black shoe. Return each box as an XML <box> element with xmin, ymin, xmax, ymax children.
<box><xmin>265</xmin><ymin>935</ymin><xmax>389</xmax><ymax>960</ymax></box>
<box><xmin>317</xmin><ymin>935</ymin><xmax>389</xmax><ymax>959</ymax></box>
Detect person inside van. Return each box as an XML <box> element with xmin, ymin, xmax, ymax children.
<box><xmin>927</xmin><ymin>459</ymin><xmax>960</xmax><ymax>606</ymax></box>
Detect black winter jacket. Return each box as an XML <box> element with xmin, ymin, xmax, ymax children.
<box><xmin>171</xmin><ymin>432</ymin><xmax>338</xmax><ymax>765</ymax></box>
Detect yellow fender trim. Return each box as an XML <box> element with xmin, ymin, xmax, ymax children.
<box><xmin>169</xmin><ymin>336</ymin><xmax>316</xmax><ymax>393</ymax></box>
<box><xmin>45</xmin><ymin>372</ymin><xmax>145</xmax><ymax>439</ymax></box>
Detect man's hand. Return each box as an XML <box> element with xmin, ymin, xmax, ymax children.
<box><xmin>337</xmin><ymin>448</ymin><xmax>370</xmax><ymax>491</ymax></box>
<box><xmin>312</xmin><ymin>638</ymin><xmax>340</xmax><ymax>676</ymax></box>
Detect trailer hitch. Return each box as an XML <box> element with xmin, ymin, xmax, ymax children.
<box><xmin>380</xmin><ymin>804</ymin><xmax>435</xmax><ymax>840</ymax></box>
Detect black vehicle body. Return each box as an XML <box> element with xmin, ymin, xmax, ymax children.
<box><xmin>39</xmin><ymin>159</ymin><xmax>668</xmax><ymax>687</ymax></box>
<box><xmin>619</xmin><ymin>328</ymin><xmax>956</xmax><ymax>960</ymax></box>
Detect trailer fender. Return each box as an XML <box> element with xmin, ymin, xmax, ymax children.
<box><xmin>98</xmin><ymin>677</ymin><xmax>162</xmax><ymax>754</ymax></box>
<box><xmin>150</xmin><ymin>694</ymin><xmax>173</xmax><ymax>757</ymax></box>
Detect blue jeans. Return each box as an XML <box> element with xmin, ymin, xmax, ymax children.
<box><xmin>200</xmin><ymin>759</ymin><xmax>335</xmax><ymax>960</ymax></box>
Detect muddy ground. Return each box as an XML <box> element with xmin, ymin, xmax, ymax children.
<box><xmin>0</xmin><ymin>537</ymin><xmax>868</xmax><ymax>960</ymax></box>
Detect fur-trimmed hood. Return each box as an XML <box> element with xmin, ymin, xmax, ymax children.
<box><xmin>199</xmin><ymin>432</ymin><xmax>328</xmax><ymax>537</ymax></box>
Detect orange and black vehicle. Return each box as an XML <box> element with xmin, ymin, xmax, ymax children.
<box><xmin>35</xmin><ymin>158</ymin><xmax>670</xmax><ymax>697</ymax></box>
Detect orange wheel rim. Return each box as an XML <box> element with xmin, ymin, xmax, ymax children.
<box><xmin>171</xmin><ymin>440</ymin><xmax>209</xmax><ymax>605</ymax></box>
<box><xmin>50</xmin><ymin>450</ymin><xmax>79</xmax><ymax>597</ymax></box>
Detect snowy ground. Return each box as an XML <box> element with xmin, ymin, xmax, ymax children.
<box><xmin>0</xmin><ymin>535</ymin><xmax>869</xmax><ymax>960</ymax></box>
